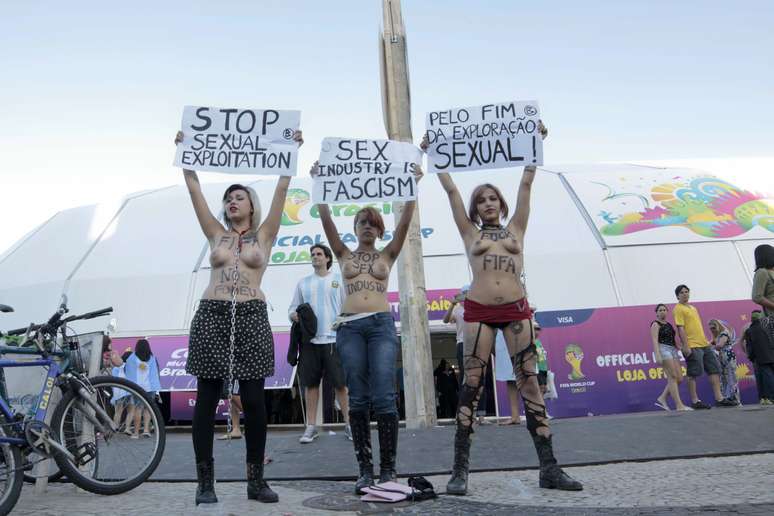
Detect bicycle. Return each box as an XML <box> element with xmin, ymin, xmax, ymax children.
<box><xmin>0</xmin><ymin>299</ymin><xmax>166</xmax><ymax>515</ymax></box>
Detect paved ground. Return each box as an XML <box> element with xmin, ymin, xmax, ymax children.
<box><xmin>12</xmin><ymin>453</ymin><xmax>774</xmax><ymax>515</ymax></box>
<box><xmin>11</xmin><ymin>405</ymin><xmax>774</xmax><ymax>514</ymax></box>
<box><xmin>151</xmin><ymin>404</ymin><xmax>774</xmax><ymax>480</ymax></box>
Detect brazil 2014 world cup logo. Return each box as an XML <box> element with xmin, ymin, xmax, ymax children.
<box><xmin>281</xmin><ymin>188</ymin><xmax>311</xmax><ymax>226</ymax></box>
<box><xmin>564</xmin><ymin>343</ymin><xmax>586</xmax><ymax>381</ymax></box>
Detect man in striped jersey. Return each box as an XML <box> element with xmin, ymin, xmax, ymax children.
<box><xmin>289</xmin><ymin>244</ymin><xmax>351</xmax><ymax>443</ymax></box>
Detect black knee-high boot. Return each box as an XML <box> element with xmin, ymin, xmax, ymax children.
<box><xmin>532</xmin><ymin>434</ymin><xmax>583</xmax><ymax>491</ymax></box>
<box><xmin>376</xmin><ymin>413</ymin><xmax>399</xmax><ymax>483</ymax></box>
<box><xmin>195</xmin><ymin>459</ymin><xmax>218</xmax><ymax>505</ymax></box>
<box><xmin>446</xmin><ymin>424</ymin><xmax>473</xmax><ymax>495</ymax></box>
<box><xmin>349</xmin><ymin>410</ymin><xmax>374</xmax><ymax>494</ymax></box>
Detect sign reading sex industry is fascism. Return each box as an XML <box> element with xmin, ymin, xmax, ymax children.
<box><xmin>424</xmin><ymin>100</ymin><xmax>543</xmax><ymax>173</ymax></box>
<box><xmin>173</xmin><ymin>106</ymin><xmax>301</xmax><ymax>175</ymax></box>
<box><xmin>312</xmin><ymin>137</ymin><xmax>423</xmax><ymax>203</ymax></box>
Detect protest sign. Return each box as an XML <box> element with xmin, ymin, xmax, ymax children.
<box><xmin>173</xmin><ymin>106</ymin><xmax>301</xmax><ymax>176</ymax></box>
<box><xmin>312</xmin><ymin>137</ymin><xmax>422</xmax><ymax>203</ymax></box>
<box><xmin>424</xmin><ymin>101</ymin><xmax>542</xmax><ymax>173</ymax></box>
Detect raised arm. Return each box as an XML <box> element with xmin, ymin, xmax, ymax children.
<box><xmin>258</xmin><ymin>130</ymin><xmax>303</xmax><ymax>248</ymax></box>
<box><xmin>443</xmin><ymin>297</ymin><xmax>460</xmax><ymax>324</ymax></box>
<box><xmin>421</xmin><ymin>135</ymin><xmax>475</xmax><ymax>239</ymax></box>
<box><xmin>258</xmin><ymin>175</ymin><xmax>290</xmax><ymax>247</ymax></box>
<box><xmin>311</xmin><ymin>161</ymin><xmax>348</xmax><ymax>258</ymax></box>
<box><xmin>508</xmin><ymin>166</ymin><xmax>536</xmax><ymax>235</ymax></box>
<box><xmin>383</xmin><ymin>165</ymin><xmax>424</xmax><ymax>260</ymax></box>
<box><xmin>508</xmin><ymin>121</ymin><xmax>548</xmax><ymax>235</ymax></box>
<box><xmin>176</xmin><ymin>131</ymin><xmax>223</xmax><ymax>240</ymax></box>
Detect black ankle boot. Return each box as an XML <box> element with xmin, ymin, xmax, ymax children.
<box><xmin>532</xmin><ymin>434</ymin><xmax>583</xmax><ymax>491</ymax></box>
<box><xmin>446</xmin><ymin>426</ymin><xmax>472</xmax><ymax>495</ymax></box>
<box><xmin>247</xmin><ymin>462</ymin><xmax>279</xmax><ymax>503</ymax></box>
<box><xmin>376</xmin><ymin>413</ymin><xmax>399</xmax><ymax>483</ymax></box>
<box><xmin>195</xmin><ymin>459</ymin><xmax>218</xmax><ymax>505</ymax></box>
<box><xmin>349</xmin><ymin>410</ymin><xmax>374</xmax><ymax>494</ymax></box>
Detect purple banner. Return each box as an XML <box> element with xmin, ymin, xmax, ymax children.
<box><xmin>112</xmin><ymin>332</ymin><xmax>295</xmax><ymax>392</ymax></box>
<box><xmin>496</xmin><ymin>299</ymin><xmax>759</xmax><ymax>418</ymax></box>
<box><xmin>388</xmin><ymin>288</ymin><xmax>458</xmax><ymax>322</ymax></box>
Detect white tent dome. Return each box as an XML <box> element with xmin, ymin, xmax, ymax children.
<box><xmin>1</xmin><ymin>164</ymin><xmax>771</xmax><ymax>338</ymax></box>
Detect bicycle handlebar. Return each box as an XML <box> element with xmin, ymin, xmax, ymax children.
<box><xmin>4</xmin><ymin>307</ymin><xmax>113</xmax><ymax>337</ymax></box>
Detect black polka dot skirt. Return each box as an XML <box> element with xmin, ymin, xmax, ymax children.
<box><xmin>187</xmin><ymin>299</ymin><xmax>274</xmax><ymax>380</ymax></box>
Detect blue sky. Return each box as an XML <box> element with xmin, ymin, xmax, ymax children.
<box><xmin>2</xmin><ymin>0</ymin><xmax>773</xmax><ymax>251</ymax></box>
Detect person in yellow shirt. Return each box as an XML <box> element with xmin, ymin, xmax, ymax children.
<box><xmin>673</xmin><ymin>285</ymin><xmax>727</xmax><ymax>409</ymax></box>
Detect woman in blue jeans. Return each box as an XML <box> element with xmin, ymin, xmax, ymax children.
<box><xmin>313</xmin><ymin>161</ymin><xmax>423</xmax><ymax>494</ymax></box>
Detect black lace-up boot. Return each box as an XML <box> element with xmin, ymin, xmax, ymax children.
<box><xmin>376</xmin><ymin>413</ymin><xmax>399</xmax><ymax>483</ymax></box>
<box><xmin>195</xmin><ymin>459</ymin><xmax>218</xmax><ymax>505</ymax></box>
<box><xmin>445</xmin><ymin>425</ymin><xmax>472</xmax><ymax>495</ymax></box>
<box><xmin>533</xmin><ymin>434</ymin><xmax>583</xmax><ymax>491</ymax></box>
<box><xmin>247</xmin><ymin>461</ymin><xmax>278</xmax><ymax>502</ymax></box>
<box><xmin>349</xmin><ymin>410</ymin><xmax>374</xmax><ymax>494</ymax></box>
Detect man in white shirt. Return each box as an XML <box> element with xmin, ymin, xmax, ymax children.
<box><xmin>289</xmin><ymin>244</ymin><xmax>350</xmax><ymax>443</ymax></box>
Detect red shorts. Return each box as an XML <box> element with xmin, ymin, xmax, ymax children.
<box><xmin>463</xmin><ymin>297</ymin><xmax>532</xmax><ymax>329</ymax></box>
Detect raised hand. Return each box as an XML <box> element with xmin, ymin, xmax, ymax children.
<box><xmin>293</xmin><ymin>130</ymin><xmax>304</xmax><ymax>147</ymax></box>
<box><xmin>310</xmin><ymin>160</ymin><xmax>320</xmax><ymax>177</ymax></box>
<box><xmin>175</xmin><ymin>131</ymin><xmax>184</xmax><ymax>145</ymax></box>
<box><xmin>420</xmin><ymin>133</ymin><xmax>430</xmax><ymax>152</ymax></box>
<box><xmin>538</xmin><ymin>120</ymin><xmax>548</xmax><ymax>140</ymax></box>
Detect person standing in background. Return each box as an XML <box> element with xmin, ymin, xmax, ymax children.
<box><xmin>288</xmin><ymin>244</ymin><xmax>350</xmax><ymax>444</ymax></box>
<box><xmin>651</xmin><ymin>304</ymin><xmax>691</xmax><ymax>411</ymax></box>
<box><xmin>673</xmin><ymin>285</ymin><xmax>724</xmax><ymax>409</ymax></box>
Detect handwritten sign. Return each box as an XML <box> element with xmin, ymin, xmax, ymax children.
<box><xmin>425</xmin><ymin>101</ymin><xmax>542</xmax><ymax>173</ymax></box>
<box><xmin>174</xmin><ymin>106</ymin><xmax>300</xmax><ymax>176</ymax></box>
<box><xmin>313</xmin><ymin>137</ymin><xmax>422</xmax><ymax>203</ymax></box>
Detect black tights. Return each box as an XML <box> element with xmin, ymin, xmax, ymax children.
<box><xmin>456</xmin><ymin>321</ymin><xmax>548</xmax><ymax>437</ymax></box>
<box><xmin>192</xmin><ymin>377</ymin><xmax>266</xmax><ymax>465</ymax></box>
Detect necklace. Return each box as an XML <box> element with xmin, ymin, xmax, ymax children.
<box><xmin>481</xmin><ymin>223</ymin><xmax>503</xmax><ymax>230</ymax></box>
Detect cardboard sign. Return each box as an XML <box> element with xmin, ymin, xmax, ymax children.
<box><xmin>425</xmin><ymin>101</ymin><xmax>542</xmax><ymax>173</ymax></box>
<box><xmin>174</xmin><ymin>106</ymin><xmax>300</xmax><ymax>176</ymax></box>
<box><xmin>313</xmin><ymin>137</ymin><xmax>422</xmax><ymax>203</ymax></box>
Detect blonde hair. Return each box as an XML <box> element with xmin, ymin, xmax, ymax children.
<box><xmin>707</xmin><ymin>319</ymin><xmax>729</xmax><ymax>337</ymax></box>
<box><xmin>222</xmin><ymin>184</ymin><xmax>262</xmax><ymax>230</ymax></box>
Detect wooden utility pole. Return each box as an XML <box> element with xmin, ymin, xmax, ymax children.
<box><xmin>380</xmin><ymin>0</ymin><xmax>437</xmax><ymax>429</ymax></box>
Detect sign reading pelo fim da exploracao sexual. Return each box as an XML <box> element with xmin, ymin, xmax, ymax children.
<box><xmin>173</xmin><ymin>106</ymin><xmax>301</xmax><ymax>176</ymax></box>
<box><xmin>424</xmin><ymin>100</ymin><xmax>543</xmax><ymax>173</ymax></box>
<box><xmin>312</xmin><ymin>137</ymin><xmax>422</xmax><ymax>203</ymax></box>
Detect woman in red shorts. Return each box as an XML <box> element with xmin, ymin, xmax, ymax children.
<box><xmin>422</xmin><ymin>122</ymin><xmax>582</xmax><ymax>494</ymax></box>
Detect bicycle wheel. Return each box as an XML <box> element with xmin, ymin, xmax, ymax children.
<box><xmin>0</xmin><ymin>419</ymin><xmax>23</xmax><ymax>516</ymax></box>
<box><xmin>51</xmin><ymin>376</ymin><xmax>165</xmax><ymax>495</ymax></box>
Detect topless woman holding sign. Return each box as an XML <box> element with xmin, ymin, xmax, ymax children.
<box><xmin>311</xmin><ymin>160</ymin><xmax>422</xmax><ymax>494</ymax></box>
<box><xmin>422</xmin><ymin>122</ymin><xmax>582</xmax><ymax>494</ymax></box>
<box><xmin>175</xmin><ymin>129</ymin><xmax>303</xmax><ymax>506</ymax></box>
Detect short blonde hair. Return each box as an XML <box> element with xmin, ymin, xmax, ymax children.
<box><xmin>222</xmin><ymin>184</ymin><xmax>262</xmax><ymax>230</ymax></box>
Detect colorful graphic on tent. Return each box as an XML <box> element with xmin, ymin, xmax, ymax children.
<box><xmin>594</xmin><ymin>176</ymin><xmax>774</xmax><ymax>238</ymax></box>
<box><xmin>281</xmin><ymin>188</ymin><xmax>311</xmax><ymax>225</ymax></box>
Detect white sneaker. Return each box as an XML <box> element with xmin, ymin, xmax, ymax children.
<box><xmin>299</xmin><ymin>425</ymin><xmax>319</xmax><ymax>443</ymax></box>
<box><xmin>344</xmin><ymin>424</ymin><xmax>353</xmax><ymax>441</ymax></box>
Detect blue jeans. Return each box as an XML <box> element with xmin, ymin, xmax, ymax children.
<box><xmin>336</xmin><ymin>312</ymin><xmax>399</xmax><ymax>416</ymax></box>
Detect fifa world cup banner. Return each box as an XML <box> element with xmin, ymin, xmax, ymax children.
<box><xmin>496</xmin><ymin>299</ymin><xmax>760</xmax><ymax>419</ymax></box>
<box><xmin>111</xmin><ymin>332</ymin><xmax>295</xmax><ymax>393</ymax></box>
